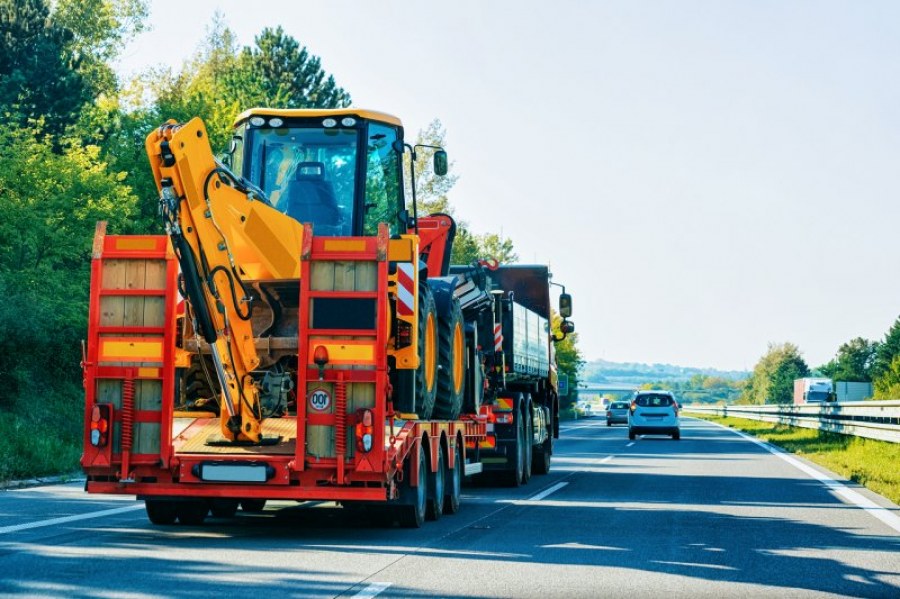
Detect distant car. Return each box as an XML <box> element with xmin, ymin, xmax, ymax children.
<box><xmin>606</xmin><ymin>401</ymin><xmax>630</xmax><ymax>426</ymax></box>
<box><xmin>628</xmin><ymin>390</ymin><xmax>680</xmax><ymax>440</ymax></box>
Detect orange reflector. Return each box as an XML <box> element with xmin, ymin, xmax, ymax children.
<box><xmin>478</xmin><ymin>435</ymin><xmax>497</xmax><ymax>449</ymax></box>
<box><xmin>495</xmin><ymin>397</ymin><xmax>514</xmax><ymax>412</ymax></box>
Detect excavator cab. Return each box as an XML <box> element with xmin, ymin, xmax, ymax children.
<box><xmin>230</xmin><ymin>109</ymin><xmax>406</xmax><ymax>238</ymax></box>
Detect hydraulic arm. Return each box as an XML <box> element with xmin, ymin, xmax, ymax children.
<box><xmin>146</xmin><ymin>118</ymin><xmax>303</xmax><ymax>443</ymax></box>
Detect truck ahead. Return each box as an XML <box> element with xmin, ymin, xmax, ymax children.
<box><xmin>80</xmin><ymin>108</ymin><xmax>573</xmax><ymax>527</ymax></box>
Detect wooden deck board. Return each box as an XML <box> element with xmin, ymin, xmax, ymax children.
<box><xmin>175</xmin><ymin>417</ymin><xmax>298</xmax><ymax>455</ymax></box>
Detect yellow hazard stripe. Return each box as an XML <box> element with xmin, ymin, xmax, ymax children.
<box><xmin>323</xmin><ymin>239</ymin><xmax>367</xmax><ymax>253</ymax></box>
<box><xmin>309</xmin><ymin>341</ymin><xmax>375</xmax><ymax>365</ymax></box>
<box><xmin>99</xmin><ymin>340</ymin><xmax>163</xmax><ymax>362</ymax></box>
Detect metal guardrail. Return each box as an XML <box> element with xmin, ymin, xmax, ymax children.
<box><xmin>683</xmin><ymin>400</ymin><xmax>900</xmax><ymax>443</ymax></box>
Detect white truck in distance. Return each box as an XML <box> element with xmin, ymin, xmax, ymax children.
<box><xmin>793</xmin><ymin>378</ymin><xmax>834</xmax><ymax>404</ymax></box>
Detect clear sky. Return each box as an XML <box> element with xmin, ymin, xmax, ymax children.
<box><xmin>115</xmin><ymin>1</ymin><xmax>900</xmax><ymax>372</ymax></box>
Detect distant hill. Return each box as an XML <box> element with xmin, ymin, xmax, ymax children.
<box><xmin>583</xmin><ymin>359</ymin><xmax>748</xmax><ymax>385</ymax></box>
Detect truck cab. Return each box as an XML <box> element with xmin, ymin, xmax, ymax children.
<box><xmin>227</xmin><ymin>108</ymin><xmax>408</xmax><ymax>237</ymax></box>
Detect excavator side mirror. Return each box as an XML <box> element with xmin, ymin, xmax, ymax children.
<box><xmin>560</xmin><ymin>320</ymin><xmax>575</xmax><ymax>334</ymax></box>
<box><xmin>559</xmin><ymin>293</ymin><xmax>573</xmax><ymax>318</ymax></box>
<box><xmin>434</xmin><ymin>150</ymin><xmax>448</xmax><ymax>176</ymax></box>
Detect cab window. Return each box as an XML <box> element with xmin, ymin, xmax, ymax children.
<box><xmin>363</xmin><ymin>123</ymin><xmax>403</xmax><ymax>236</ymax></box>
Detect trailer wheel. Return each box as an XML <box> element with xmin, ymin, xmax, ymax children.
<box><xmin>240</xmin><ymin>499</ymin><xmax>266</xmax><ymax>513</ymax></box>
<box><xmin>444</xmin><ymin>439</ymin><xmax>463</xmax><ymax>515</ymax></box>
<box><xmin>145</xmin><ymin>499</ymin><xmax>177</xmax><ymax>525</ymax></box>
<box><xmin>398</xmin><ymin>442</ymin><xmax>427</xmax><ymax>528</ymax></box>
<box><xmin>176</xmin><ymin>500</ymin><xmax>209</xmax><ymax>525</ymax></box>
<box><xmin>209</xmin><ymin>498</ymin><xmax>239</xmax><ymax>518</ymax></box>
<box><xmin>522</xmin><ymin>404</ymin><xmax>533</xmax><ymax>485</ymax></box>
<box><xmin>433</xmin><ymin>297</ymin><xmax>465</xmax><ymax>420</ymax></box>
<box><xmin>426</xmin><ymin>441</ymin><xmax>445</xmax><ymax>521</ymax></box>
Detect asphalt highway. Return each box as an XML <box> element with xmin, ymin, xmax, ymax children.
<box><xmin>1</xmin><ymin>417</ymin><xmax>898</xmax><ymax>598</ymax></box>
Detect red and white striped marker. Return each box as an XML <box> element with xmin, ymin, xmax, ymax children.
<box><xmin>396</xmin><ymin>263</ymin><xmax>415</xmax><ymax>316</ymax></box>
<box><xmin>494</xmin><ymin>323</ymin><xmax>503</xmax><ymax>351</ymax></box>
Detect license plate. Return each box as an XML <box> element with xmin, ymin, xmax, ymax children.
<box><xmin>199</xmin><ymin>463</ymin><xmax>269</xmax><ymax>482</ymax></box>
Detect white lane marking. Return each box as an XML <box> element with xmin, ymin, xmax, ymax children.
<box><xmin>599</xmin><ymin>456</ymin><xmax>612</xmax><ymax>464</ymax></box>
<box><xmin>0</xmin><ymin>504</ymin><xmax>145</xmax><ymax>535</ymax></box>
<box><xmin>705</xmin><ymin>420</ymin><xmax>900</xmax><ymax>535</ymax></box>
<box><xmin>626</xmin><ymin>442</ymin><xmax>635</xmax><ymax>447</ymax></box>
<box><xmin>352</xmin><ymin>582</ymin><xmax>391</xmax><ymax>598</ymax></box>
<box><xmin>527</xmin><ymin>482</ymin><xmax>568</xmax><ymax>501</ymax></box>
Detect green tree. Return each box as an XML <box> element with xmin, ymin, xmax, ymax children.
<box><xmin>229</xmin><ymin>26</ymin><xmax>351</xmax><ymax>110</ymax></box>
<box><xmin>740</xmin><ymin>342</ymin><xmax>810</xmax><ymax>405</ymax></box>
<box><xmin>872</xmin><ymin>316</ymin><xmax>900</xmax><ymax>382</ymax></box>
<box><xmin>0</xmin><ymin>123</ymin><xmax>138</xmax><ymax>403</ymax></box>
<box><xmin>552</xmin><ymin>310</ymin><xmax>583</xmax><ymax>408</ymax></box>
<box><xmin>53</xmin><ymin>0</ymin><xmax>148</xmax><ymax>98</ymax></box>
<box><xmin>819</xmin><ymin>337</ymin><xmax>878</xmax><ymax>383</ymax></box>
<box><xmin>0</xmin><ymin>0</ymin><xmax>90</xmax><ymax>136</ymax></box>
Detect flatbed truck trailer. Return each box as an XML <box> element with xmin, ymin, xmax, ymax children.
<box><xmin>80</xmin><ymin>109</ymin><xmax>572</xmax><ymax>527</ymax></box>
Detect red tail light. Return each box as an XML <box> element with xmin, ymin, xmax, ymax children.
<box><xmin>90</xmin><ymin>404</ymin><xmax>111</xmax><ymax>447</ymax></box>
<box><xmin>355</xmin><ymin>408</ymin><xmax>374</xmax><ymax>453</ymax></box>
<box><xmin>630</xmin><ymin>401</ymin><xmax>636</xmax><ymax>413</ymax></box>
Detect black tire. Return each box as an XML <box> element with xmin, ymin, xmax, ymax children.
<box><xmin>145</xmin><ymin>499</ymin><xmax>177</xmax><ymax>525</ymax></box>
<box><xmin>444</xmin><ymin>439</ymin><xmax>463</xmax><ymax>515</ymax></box>
<box><xmin>240</xmin><ymin>499</ymin><xmax>266</xmax><ymax>513</ymax></box>
<box><xmin>628</xmin><ymin>430</ymin><xmax>636</xmax><ymax>441</ymax></box>
<box><xmin>673</xmin><ymin>429</ymin><xmax>681</xmax><ymax>440</ymax></box>
<box><xmin>533</xmin><ymin>429</ymin><xmax>552</xmax><ymax>476</ymax></box>
<box><xmin>398</xmin><ymin>442</ymin><xmax>427</xmax><ymax>528</ymax></box>
<box><xmin>505</xmin><ymin>403</ymin><xmax>526</xmax><ymax>487</ymax></box>
<box><xmin>522</xmin><ymin>405</ymin><xmax>533</xmax><ymax>485</ymax></box>
<box><xmin>433</xmin><ymin>298</ymin><xmax>465</xmax><ymax>420</ymax></box>
<box><xmin>426</xmin><ymin>441</ymin><xmax>445</xmax><ymax>521</ymax></box>
<box><xmin>606</xmin><ymin>420</ymin><xmax>611</xmax><ymax>427</ymax></box>
<box><xmin>209</xmin><ymin>498</ymin><xmax>239</xmax><ymax>518</ymax></box>
<box><xmin>176</xmin><ymin>500</ymin><xmax>209</xmax><ymax>525</ymax></box>
<box><xmin>399</xmin><ymin>284</ymin><xmax>438</xmax><ymax>419</ymax></box>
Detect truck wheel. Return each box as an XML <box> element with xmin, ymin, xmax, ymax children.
<box><xmin>145</xmin><ymin>499</ymin><xmax>177</xmax><ymax>525</ymax></box>
<box><xmin>505</xmin><ymin>404</ymin><xmax>526</xmax><ymax>487</ymax></box>
<box><xmin>533</xmin><ymin>434</ymin><xmax>552</xmax><ymax>475</ymax></box>
<box><xmin>426</xmin><ymin>441</ymin><xmax>445</xmax><ymax>521</ymax></box>
<box><xmin>240</xmin><ymin>499</ymin><xmax>266</xmax><ymax>513</ymax></box>
<box><xmin>209</xmin><ymin>498</ymin><xmax>239</xmax><ymax>518</ymax></box>
<box><xmin>176</xmin><ymin>500</ymin><xmax>209</xmax><ymax>525</ymax></box>
<box><xmin>398</xmin><ymin>441</ymin><xmax>427</xmax><ymax>528</ymax></box>
<box><xmin>522</xmin><ymin>406</ymin><xmax>533</xmax><ymax>485</ymax></box>
<box><xmin>433</xmin><ymin>297</ymin><xmax>465</xmax><ymax>420</ymax></box>
<box><xmin>444</xmin><ymin>440</ymin><xmax>462</xmax><ymax>515</ymax></box>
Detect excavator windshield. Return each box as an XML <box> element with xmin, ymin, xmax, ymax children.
<box><xmin>236</xmin><ymin>116</ymin><xmax>405</xmax><ymax>237</ymax></box>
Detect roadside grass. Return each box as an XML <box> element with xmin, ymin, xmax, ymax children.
<box><xmin>692</xmin><ymin>414</ymin><xmax>900</xmax><ymax>505</ymax></box>
<box><xmin>0</xmin><ymin>383</ymin><xmax>82</xmax><ymax>483</ymax></box>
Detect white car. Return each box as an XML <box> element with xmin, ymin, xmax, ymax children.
<box><xmin>628</xmin><ymin>391</ymin><xmax>680</xmax><ymax>440</ymax></box>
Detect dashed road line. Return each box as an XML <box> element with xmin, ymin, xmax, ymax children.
<box><xmin>527</xmin><ymin>482</ymin><xmax>569</xmax><ymax>501</ymax></box>
<box><xmin>352</xmin><ymin>582</ymin><xmax>392</xmax><ymax>598</ymax></box>
<box><xmin>0</xmin><ymin>504</ymin><xmax>145</xmax><ymax>535</ymax></box>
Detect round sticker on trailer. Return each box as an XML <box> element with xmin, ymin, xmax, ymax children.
<box><xmin>308</xmin><ymin>388</ymin><xmax>331</xmax><ymax>412</ymax></box>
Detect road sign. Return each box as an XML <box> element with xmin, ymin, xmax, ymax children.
<box><xmin>559</xmin><ymin>375</ymin><xmax>569</xmax><ymax>396</ymax></box>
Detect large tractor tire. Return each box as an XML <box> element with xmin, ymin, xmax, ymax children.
<box><xmin>415</xmin><ymin>285</ymin><xmax>439</xmax><ymax>420</ymax></box>
<box><xmin>433</xmin><ymin>297</ymin><xmax>465</xmax><ymax>420</ymax></box>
